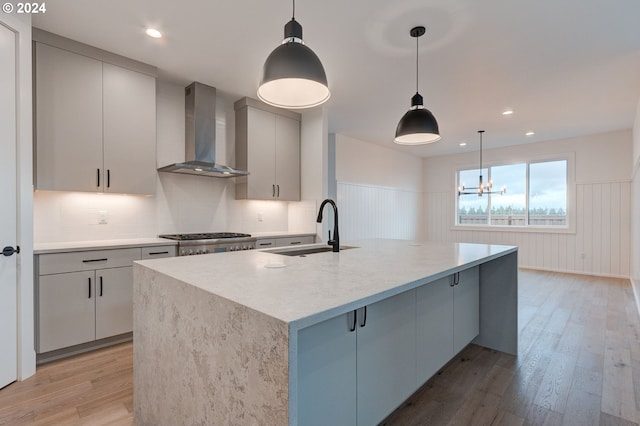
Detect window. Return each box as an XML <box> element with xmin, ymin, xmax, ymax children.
<box><xmin>456</xmin><ymin>159</ymin><xmax>568</xmax><ymax>227</ymax></box>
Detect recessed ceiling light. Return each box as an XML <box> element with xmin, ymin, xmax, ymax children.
<box><xmin>459</xmin><ymin>142</ymin><xmax>467</xmax><ymax>146</ymax></box>
<box><xmin>502</xmin><ymin>110</ymin><xmax>514</xmax><ymax>115</ymax></box>
<box><xmin>145</xmin><ymin>28</ymin><xmax>162</xmax><ymax>39</ymax></box>
<box><xmin>525</xmin><ymin>131</ymin><xmax>535</xmax><ymax>136</ymax></box>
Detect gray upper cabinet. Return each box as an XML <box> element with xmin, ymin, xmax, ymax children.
<box><xmin>35</xmin><ymin>43</ymin><xmax>103</xmax><ymax>193</ymax></box>
<box><xmin>235</xmin><ymin>97</ymin><xmax>301</xmax><ymax>201</ymax></box>
<box><xmin>102</xmin><ymin>63</ymin><xmax>156</xmax><ymax>195</ymax></box>
<box><xmin>34</xmin><ymin>31</ymin><xmax>157</xmax><ymax>195</ymax></box>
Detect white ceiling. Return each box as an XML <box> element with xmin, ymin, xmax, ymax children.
<box><xmin>33</xmin><ymin>0</ymin><xmax>640</xmax><ymax>157</ymax></box>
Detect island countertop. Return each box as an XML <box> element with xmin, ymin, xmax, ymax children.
<box><xmin>135</xmin><ymin>239</ymin><xmax>516</xmax><ymax>330</ymax></box>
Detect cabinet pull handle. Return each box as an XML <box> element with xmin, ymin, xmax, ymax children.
<box><xmin>349</xmin><ymin>310</ymin><xmax>357</xmax><ymax>332</ymax></box>
<box><xmin>272</xmin><ymin>184</ymin><xmax>276</xmax><ymax>197</ymax></box>
<box><xmin>97</xmin><ymin>169</ymin><xmax>100</xmax><ymax>187</ymax></box>
<box><xmin>107</xmin><ymin>169</ymin><xmax>111</xmax><ymax>188</ymax></box>
<box><xmin>290</xmin><ymin>241</ymin><xmax>301</xmax><ymax>245</ymax></box>
<box><xmin>277</xmin><ymin>184</ymin><xmax>280</xmax><ymax>197</ymax></box>
<box><xmin>454</xmin><ymin>272</ymin><xmax>460</xmax><ymax>286</ymax></box>
<box><xmin>259</xmin><ymin>242</ymin><xmax>273</xmax><ymax>246</ymax></box>
<box><xmin>82</xmin><ymin>258</ymin><xmax>108</xmax><ymax>263</ymax></box>
<box><xmin>148</xmin><ymin>251</ymin><xmax>169</xmax><ymax>255</ymax></box>
<box><xmin>88</xmin><ymin>277</ymin><xmax>92</xmax><ymax>298</ymax></box>
<box><xmin>99</xmin><ymin>276</ymin><xmax>103</xmax><ymax>296</ymax></box>
<box><xmin>360</xmin><ymin>306</ymin><xmax>367</xmax><ymax>328</ymax></box>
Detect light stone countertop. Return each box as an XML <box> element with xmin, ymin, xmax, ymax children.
<box><xmin>34</xmin><ymin>238</ymin><xmax>177</xmax><ymax>254</ymax></box>
<box><xmin>135</xmin><ymin>239</ymin><xmax>517</xmax><ymax>331</ymax></box>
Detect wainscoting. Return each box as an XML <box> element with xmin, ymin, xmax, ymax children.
<box><xmin>337</xmin><ymin>182</ymin><xmax>422</xmax><ymax>242</ymax></box>
<box><xmin>425</xmin><ymin>181</ymin><xmax>631</xmax><ymax>278</ymax></box>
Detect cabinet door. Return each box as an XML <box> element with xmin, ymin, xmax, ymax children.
<box><xmin>95</xmin><ymin>267</ymin><xmax>133</xmax><ymax>339</ymax></box>
<box><xmin>416</xmin><ymin>276</ymin><xmax>454</xmax><ymax>385</ymax></box>
<box><xmin>356</xmin><ymin>290</ymin><xmax>417</xmax><ymax>426</ymax></box>
<box><xmin>297</xmin><ymin>312</ymin><xmax>357</xmax><ymax>426</ymax></box>
<box><xmin>35</xmin><ymin>43</ymin><xmax>103</xmax><ymax>192</ymax></box>
<box><xmin>453</xmin><ymin>266</ymin><xmax>480</xmax><ymax>354</ymax></box>
<box><xmin>274</xmin><ymin>114</ymin><xmax>300</xmax><ymax>201</ymax></box>
<box><xmin>246</xmin><ymin>107</ymin><xmax>276</xmax><ymax>199</ymax></box>
<box><xmin>38</xmin><ymin>271</ymin><xmax>96</xmax><ymax>353</ymax></box>
<box><xmin>103</xmin><ymin>63</ymin><xmax>156</xmax><ymax>195</ymax></box>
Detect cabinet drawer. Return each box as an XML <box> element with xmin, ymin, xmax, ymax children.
<box><xmin>39</xmin><ymin>248</ymin><xmax>141</xmax><ymax>275</ymax></box>
<box><xmin>256</xmin><ymin>239</ymin><xmax>277</xmax><ymax>249</ymax></box>
<box><xmin>275</xmin><ymin>236</ymin><xmax>314</xmax><ymax>247</ymax></box>
<box><xmin>141</xmin><ymin>246</ymin><xmax>177</xmax><ymax>259</ymax></box>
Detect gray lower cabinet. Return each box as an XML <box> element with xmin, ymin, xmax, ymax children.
<box><xmin>416</xmin><ymin>266</ymin><xmax>480</xmax><ymax>384</ymax></box>
<box><xmin>36</xmin><ymin>245</ymin><xmax>176</xmax><ymax>354</ymax></box>
<box><xmin>356</xmin><ymin>290</ymin><xmax>417</xmax><ymax>426</ymax></box>
<box><xmin>297</xmin><ymin>290</ymin><xmax>417</xmax><ymax>426</ymax></box>
<box><xmin>297</xmin><ymin>266</ymin><xmax>479</xmax><ymax>426</ymax></box>
<box><xmin>256</xmin><ymin>235</ymin><xmax>315</xmax><ymax>249</ymax></box>
<box><xmin>297</xmin><ymin>312</ymin><xmax>357</xmax><ymax>426</ymax></box>
<box><xmin>95</xmin><ymin>266</ymin><xmax>133</xmax><ymax>340</ymax></box>
<box><xmin>38</xmin><ymin>266</ymin><xmax>133</xmax><ymax>353</ymax></box>
<box><xmin>38</xmin><ymin>271</ymin><xmax>96</xmax><ymax>353</ymax></box>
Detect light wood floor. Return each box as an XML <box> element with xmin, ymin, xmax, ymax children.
<box><xmin>1</xmin><ymin>270</ymin><xmax>639</xmax><ymax>425</ymax></box>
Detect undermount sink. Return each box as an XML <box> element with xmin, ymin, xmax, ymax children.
<box><xmin>266</xmin><ymin>245</ymin><xmax>357</xmax><ymax>257</ymax></box>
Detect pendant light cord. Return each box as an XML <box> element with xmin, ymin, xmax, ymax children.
<box><xmin>415</xmin><ymin>33</ymin><xmax>419</xmax><ymax>93</ymax></box>
<box><xmin>292</xmin><ymin>0</ymin><xmax>295</xmax><ymax>19</ymax></box>
<box><xmin>479</xmin><ymin>132</ymin><xmax>483</xmax><ymax>172</ymax></box>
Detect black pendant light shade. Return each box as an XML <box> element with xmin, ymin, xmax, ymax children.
<box><xmin>394</xmin><ymin>26</ymin><xmax>441</xmax><ymax>145</ymax></box>
<box><xmin>258</xmin><ymin>4</ymin><xmax>330</xmax><ymax>109</ymax></box>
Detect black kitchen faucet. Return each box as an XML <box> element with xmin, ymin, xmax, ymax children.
<box><xmin>316</xmin><ymin>199</ymin><xmax>340</xmax><ymax>252</ymax></box>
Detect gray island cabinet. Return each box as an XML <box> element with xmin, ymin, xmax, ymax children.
<box><xmin>133</xmin><ymin>240</ymin><xmax>517</xmax><ymax>426</ymax></box>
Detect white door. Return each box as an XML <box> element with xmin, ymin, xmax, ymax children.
<box><xmin>0</xmin><ymin>22</ymin><xmax>18</xmax><ymax>389</ymax></box>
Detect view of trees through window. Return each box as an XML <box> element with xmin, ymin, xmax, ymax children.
<box><xmin>457</xmin><ymin>159</ymin><xmax>567</xmax><ymax>227</ymax></box>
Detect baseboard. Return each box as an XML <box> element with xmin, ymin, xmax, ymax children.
<box><xmin>518</xmin><ymin>264</ymin><xmax>630</xmax><ymax>280</ymax></box>
<box><xmin>36</xmin><ymin>333</ymin><xmax>132</xmax><ymax>365</ymax></box>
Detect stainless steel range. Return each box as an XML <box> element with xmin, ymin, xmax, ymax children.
<box><xmin>159</xmin><ymin>232</ymin><xmax>256</xmax><ymax>256</ymax></box>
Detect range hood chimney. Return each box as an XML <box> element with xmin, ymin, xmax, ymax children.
<box><xmin>158</xmin><ymin>82</ymin><xmax>248</xmax><ymax>178</ymax></box>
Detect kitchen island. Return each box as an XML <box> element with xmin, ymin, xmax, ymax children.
<box><xmin>133</xmin><ymin>239</ymin><xmax>517</xmax><ymax>426</ymax></box>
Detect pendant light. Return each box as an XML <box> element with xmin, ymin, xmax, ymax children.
<box><xmin>394</xmin><ymin>26</ymin><xmax>441</xmax><ymax>145</ymax></box>
<box><xmin>258</xmin><ymin>0</ymin><xmax>330</xmax><ymax>109</ymax></box>
<box><xmin>458</xmin><ymin>131</ymin><xmax>507</xmax><ymax>196</ymax></box>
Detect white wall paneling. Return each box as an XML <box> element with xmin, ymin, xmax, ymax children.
<box><xmin>425</xmin><ymin>181</ymin><xmax>631</xmax><ymax>278</ymax></box>
<box><xmin>424</xmin><ymin>130</ymin><xmax>633</xmax><ymax>280</ymax></box>
<box><xmin>631</xmin><ymin>96</ymin><xmax>640</xmax><ymax>308</ymax></box>
<box><xmin>338</xmin><ymin>182</ymin><xmax>421</xmax><ymax>242</ymax></box>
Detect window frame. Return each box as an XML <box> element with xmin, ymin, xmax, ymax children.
<box><xmin>453</xmin><ymin>153</ymin><xmax>575</xmax><ymax>234</ymax></box>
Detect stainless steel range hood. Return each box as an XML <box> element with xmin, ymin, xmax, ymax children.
<box><xmin>158</xmin><ymin>82</ymin><xmax>248</xmax><ymax>178</ymax></box>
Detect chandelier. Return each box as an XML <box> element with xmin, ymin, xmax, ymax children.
<box><xmin>457</xmin><ymin>130</ymin><xmax>506</xmax><ymax>197</ymax></box>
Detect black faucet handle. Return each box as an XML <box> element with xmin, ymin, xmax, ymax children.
<box><xmin>327</xmin><ymin>230</ymin><xmax>336</xmax><ymax>245</ymax></box>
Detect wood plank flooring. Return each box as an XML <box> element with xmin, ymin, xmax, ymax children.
<box><xmin>0</xmin><ymin>270</ymin><xmax>639</xmax><ymax>425</ymax></box>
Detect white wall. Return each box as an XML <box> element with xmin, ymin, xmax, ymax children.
<box><xmin>34</xmin><ymin>81</ymin><xmax>316</xmax><ymax>243</ymax></box>
<box><xmin>631</xmin><ymin>98</ymin><xmax>640</xmax><ymax>304</ymax></box>
<box><xmin>336</xmin><ymin>135</ymin><xmax>423</xmax><ymax>242</ymax></box>
<box><xmin>424</xmin><ymin>129</ymin><xmax>632</xmax><ymax>278</ymax></box>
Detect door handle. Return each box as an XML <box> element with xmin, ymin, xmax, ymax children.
<box><xmin>277</xmin><ymin>184</ymin><xmax>280</xmax><ymax>197</ymax></box>
<box><xmin>97</xmin><ymin>169</ymin><xmax>100</xmax><ymax>187</ymax></box>
<box><xmin>272</xmin><ymin>184</ymin><xmax>276</xmax><ymax>197</ymax></box>
<box><xmin>99</xmin><ymin>276</ymin><xmax>103</xmax><ymax>297</ymax></box>
<box><xmin>359</xmin><ymin>306</ymin><xmax>367</xmax><ymax>328</ymax></box>
<box><xmin>2</xmin><ymin>246</ymin><xmax>19</xmax><ymax>256</ymax></box>
<box><xmin>454</xmin><ymin>272</ymin><xmax>460</xmax><ymax>286</ymax></box>
<box><xmin>107</xmin><ymin>169</ymin><xmax>110</xmax><ymax>188</ymax></box>
<box><xmin>349</xmin><ymin>310</ymin><xmax>357</xmax><ymax>332</ymax></box>
<box><xmin>88</xmin><ymin>277</ymin><xmax>92</xmax><ymax>298</ymax></box>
